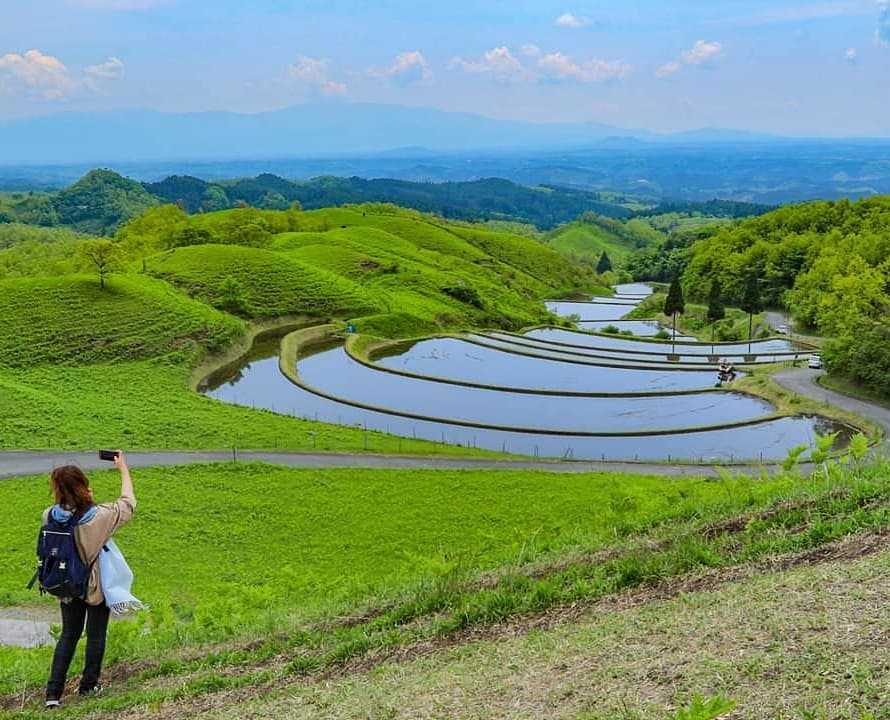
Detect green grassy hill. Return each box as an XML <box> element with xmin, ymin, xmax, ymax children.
<box><xmin>0</xmin><ymin>274</ymin><xmax>243</xmax><ymax>367</ymax></box>
<box><xmin>544</xmin><ymin>217</ymin><xmax>663</xmax><ymax>265</ymax></box>
<box><xmin>147</xmin><ymin>244</ymin><xmax>382</xmax><ymax>319</ymax></box>
<box><xmin>166</xmin><ymin>204</ymin><xmax>595</xmax><ymax>335</ymax></box>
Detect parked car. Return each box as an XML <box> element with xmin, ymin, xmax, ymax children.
<box><xmin>808</xmin><ymin>353</ymin><xmax>823</xmax><ymax>369</ymax></box>
<box><xmin>776</xmin><ymin>324</ymin><xmax>789</xmax><ymax>335</ymax></box>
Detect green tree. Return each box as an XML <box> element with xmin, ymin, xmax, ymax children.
<box><xmin>77</xmin><ymin>238</ymin><xmax>122</xmax><ymax>289</ymax></box>
<box><xmin>740</xmin><ymin>273</ymin><xmax>762</xmax><ymax>354</ymax></box>
<box><xmin>663</xmin><ymin>276</ymin><xmax>685</xmax><ymax>352</ymax></box>
<box><xmin>596</xmin><ymin>250</ymin><xmax>612</xmax><ymax>274</ymax></box>
<box><xmin>706</xmin><ymin>279</ymin><xmax>725</xmax><ymax>354</ymax></box>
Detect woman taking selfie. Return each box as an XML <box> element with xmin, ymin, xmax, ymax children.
<box><xmin>42</xmin><ymin>451</ymin><xmax>136</xmax><ymax>708</ymax></box>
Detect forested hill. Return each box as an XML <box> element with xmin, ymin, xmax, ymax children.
<box><xmin>631</xmin><ymin>196</ymin><xmax>890</xmax><ymax>395</ymax></box>
<box><xmin>146</xmin><ymin>174</ymin><xmax>631</xmax><ymax>227</ymax></box>
<box><xmin>0</xmin><ymin>170</ymin><xmax>633</xmax><ymax>236</ymax></box>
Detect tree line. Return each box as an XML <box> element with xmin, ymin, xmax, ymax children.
<box><xmin>637</xmin><ymin>197</ymin><xmax>890</xmax><ymax>395</ymax></box>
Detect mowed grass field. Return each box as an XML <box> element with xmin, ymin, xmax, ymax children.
<box><xmin>3</xmin><ymin>458</ymin><xmax>890</xmax><ymax>717</ymax></box>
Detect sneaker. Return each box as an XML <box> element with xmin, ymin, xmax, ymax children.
<box><xmin>44</xmin><ymin>699</ymin><xmax>61</xmax><ymax>709</ymax></box>
<box><xmin>78</xmin><ymin>683</ymin><xmax>103</xmax><ymax>697</ymax></box>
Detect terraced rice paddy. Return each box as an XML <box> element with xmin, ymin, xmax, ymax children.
<box><xmin>374</xmin><ymin>337</ymin><xmax>717</xmax><ymax>392</ymax></box>
<box><xmin>203</xmin><ymin>285</ymin><xmax>851</xmax><ymax>461</ymax></box>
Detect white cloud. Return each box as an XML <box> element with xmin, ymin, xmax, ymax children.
<box><xmin>681</xmin><ymin>40</ymin><xmax>724</xmax><ymax>65</ymax></box>
<box><xmin>288</xmin><ymin>56</ymin><xmax>347</xmax><ymax>96</ymax></box>
<box><xmin>449</xmin><ymin>47</ymin><xmax>532</xmax><ymax>82</ymax></box>
<box><xmin>845</xmin><ymin>47</ymin><xmax>858</xmax><ymax>62</ymax></box>
<box><xmin>451</xmin><ymin>46</ymin><xmax>631</xmax><ymax>85</ymax></box>
<box><xmin>656</xmin><ymin>40</ymin><xmax>724</xmax><ymax>78</ymax></box>
<box><xmin>0</xmin><ymin>49</ymin><xmax>126</xmax><ymax>100</ymax></box>
<box><xmin>0</xmin><ymin>49</ymin><xmax>76</xmax><ymax>99</ymax></box>
<box><xmin>555</xmin><ymin>12</ymin><xmax>591</xmax><ymax>28</ymax></box>
<box><xmin>372</xmin><ymin>51</ymin><xmax>432</xmax><ymax>84</ymax></box>
<box><xmin>537</xmin><ymin>52</ymin><xmax>631</xmax><ymax>83</ymax></box>
<box><xmin>85</xmin><ymin>56</ymin><xmax>124</xmax><ymax>79</ymax></box>
<box><xmin>877</xmin><ymin>0</ymin><xmax>890</xmax><ymax>47</ymax></box>
<box><xmin>655</xmin><ymin>61</ymin><xmax>682</xmax><ymax>79</ymax></box>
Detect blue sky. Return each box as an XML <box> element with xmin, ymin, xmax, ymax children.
<box><xmin>1</xmin><ymin>0</ymin><xmax>889</xmax><ymax>135</ymax></box>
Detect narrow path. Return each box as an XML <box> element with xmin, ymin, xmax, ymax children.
<box><xmin>0</xmin><ymin>450</ymin><xmax>761</xmax><ymax>480</ymax></box>
<box><xmin>773</xmin><ymin>368</ymin><xmax>890</xmax><ymax>444</ymax></box>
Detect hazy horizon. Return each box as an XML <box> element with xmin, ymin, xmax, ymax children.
<box><xmin>2</xmin><ymin>0</ymin><xmax>889</xmax><ymax>137</ymax></box>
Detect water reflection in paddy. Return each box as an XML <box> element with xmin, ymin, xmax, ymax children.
<box><xmin>377</xmin><ymin>338</ymin><xmax>718</xmax><ymax>391</ymax></box>
<box><xmin>527</xmin><ymin>328</ymin><xmax>800</xmax><ymax>355</ymax></box>
<box><xmin>486</xmin><ymin>333</ymin><xmax>796</xmax><ymax>365</ymax></box>
<box><xmin>297</xmin><ymin>346</ymin><xmax>772</xmax><ymax>432</ymax></box>
<box><xmin>203</xmin><ymin>343</ymin><xmax>850</xmax><ymax>461</ymax></box>
<box><xmin>466</xmin><ymin>335</ymin><xmax>714</xmax><ymax>371</ymax></box>
<box><xmin>546</xmin><ymin>301</ymin><xmax>631</xmax><ymax>321</ymax></box>
<box><xmin>576</xmin><ymin>320</ymin><xmax>694</xmax><ymax>337</ymax></box>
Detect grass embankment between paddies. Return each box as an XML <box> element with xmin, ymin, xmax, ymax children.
<box><xmin>2</xmin><ymin>457</ymin><xmax>889</xmax><ymax>718</ymax></box>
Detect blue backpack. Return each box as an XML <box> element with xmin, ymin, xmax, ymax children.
<box><xmin>27</xmin><ymin>512</ymin><xmax>95</xmax><ymax>600</ymax></box>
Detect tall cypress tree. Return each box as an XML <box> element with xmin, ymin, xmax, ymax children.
<box><xmin>596</xmin><ymin>250</ymin><xmax>612</xmax><ymax>274</ymax></box>
<box><xmin>706</xmin><ymin>279</ymin><xmax>725</xmax><ymax>355</ymax></box>
<box><xmin>663</xmin><ymin>277</ymin><xmax>685</xmax><ymax>353</ymax></box>
<box><xmin>740</xmin><ymin>274</ymin><xmax>762</xmax><ymax>354</ymax></box>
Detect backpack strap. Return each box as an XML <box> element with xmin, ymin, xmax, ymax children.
<box><xmin>26</xmin><ymin>569</ymin><xmax>40</xmax><ymax>590</ymax></box>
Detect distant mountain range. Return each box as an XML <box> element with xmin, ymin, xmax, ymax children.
<box><xmin>0</xmin><ymin>102</ymin><xmax>782</xmax><ymax>166</ymax></box>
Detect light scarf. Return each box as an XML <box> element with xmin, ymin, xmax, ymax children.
<box><xmin>99</xmin><ymin>539</ymin><xmax>147</xmax><ymax>616</ymax></box>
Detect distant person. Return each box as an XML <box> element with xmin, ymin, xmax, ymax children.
<box><xmin>42</xmin><ymin>452</ymin><xmax>136</xmax><ymax>708</ymax></box>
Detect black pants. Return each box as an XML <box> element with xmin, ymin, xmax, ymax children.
<box><xmin>46</xmin><ymin>598</ymin><xmax>110</xmax><ymax>699</ymax></box>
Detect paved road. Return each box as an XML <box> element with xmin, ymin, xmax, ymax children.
<box><xmin>764</xmin><ymin>311</ymin><xmax>823</xmax><ymax>348</ymax></box>
<box><xmin>0</xmin><ymin>449</ymin><xmax>783</xmax><ymax>480</ymax></box>
<box><xmin>2</xmin><ymin>370</ymin><xmax>886</xmax><ymax>481</ymax></box>
<box><xmin>773</xmin><ymin>368</ymin><xmax>890</xmax><ymax>444</ymax></box>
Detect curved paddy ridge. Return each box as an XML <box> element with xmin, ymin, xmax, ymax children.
<box><xmin>297</xmin><ymin>344</ymin><xmax>775</xmax><ymax>433</ymax></box>
<box><xmin>374</xmin><ymin>337</ymin><xmax>720</xmax><ymax>393</ymax></box>
<box><xmin>483</xmin><ymin>332</ymin><xmax>798</xmax><ymax>366</ymax></box>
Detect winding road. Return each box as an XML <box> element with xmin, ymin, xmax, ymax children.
<box><xmin>0</xmin><ymin>372</ymin><xmax>886</xmax><ymax>482</ymax></box>
<box><xmin>773</xmin><ymin>368</ymin><xmax>890</xmax><ymax>449</ymax></box>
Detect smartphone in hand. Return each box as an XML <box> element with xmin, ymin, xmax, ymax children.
<box><xmin>98</xmin><ymin>449</ymin><xmax>119</xmax><ymax>462</ymax></box>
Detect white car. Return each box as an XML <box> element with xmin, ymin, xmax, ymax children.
<box><xmin>776</xmin><ymin>324</ymin><xmax>789</xmax><ymax>335</ymax></box>
<box><xmin>808</xmin><ymin>353</ymin><xmax>823</xmax><ymax>369</ymax></box>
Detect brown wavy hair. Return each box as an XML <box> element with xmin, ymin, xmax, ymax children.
<box><xmin>50</xmin><ymin>466</ymin><xmax>93</xmax><ymax>515</ymax></box>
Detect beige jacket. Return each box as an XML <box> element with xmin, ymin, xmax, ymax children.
<box><xmin>43</xmin><ymin>492</ymin><xmax>136</xmax><ymax>606</ymax></box>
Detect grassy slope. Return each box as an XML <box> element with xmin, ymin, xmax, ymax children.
<box><xmin>3</xmin><ymin>458</ymin><xmax>889</xmax><ymax>717</ymax></box>
<box><xmin>253</xmin><ymin>550</ymin><xmax>889</xmax><ymax>720</ymax></box>
<box><xmin>543</xmin><ymin>222</ymin><xmax>638</xmax><ymax>263</ymax></box>
<box><xmin>146</xmin><ymin>245</ymin><xmax>382</xmax><ymax>319</ymax></box>
<box><xmin>0</xmin><ymin>274</ymin><xmax>244</xmax><ymax>367</ymax></box>
<box><xmin>0</xmin><ymin>462</ymin><xmax>792</xmax><ymax>698</ymax></box>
